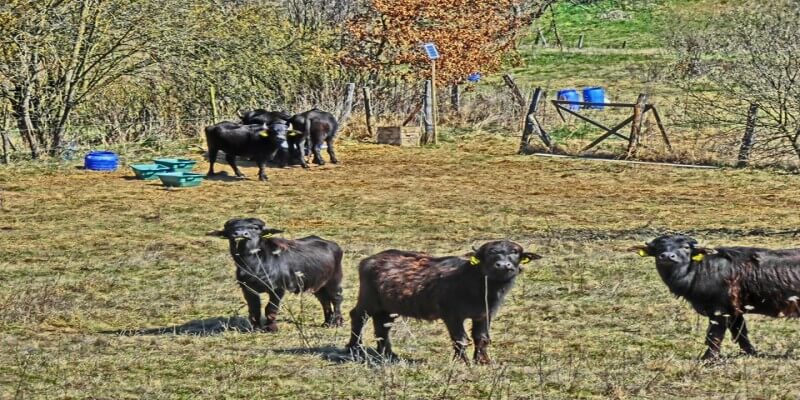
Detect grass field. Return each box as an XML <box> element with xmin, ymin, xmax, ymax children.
<box><xmin>3</xmin><ymin>136</ymin><xmax>800</xmax><ymax>399</ymax></box>
<box><xmin>3</xmin><ymin>1</ymin><xmax>798</xmax><ymax>398</ymax></box>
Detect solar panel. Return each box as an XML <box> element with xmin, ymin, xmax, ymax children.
<box><xmin>422</xmin><ymin>42</ymin><xmax>440</xmax><ymax>60</ymax></box>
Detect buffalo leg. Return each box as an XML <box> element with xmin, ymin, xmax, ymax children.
<box><xmin>256</xmin><ymin>158</ymin><xmax>268</xmax><ymax>182</ymax></box>
<box><xmin>729</xmin><ymin>315</ymin><xmax>757</xmax><ymax>355</ymax></box>
<box><xmin>240</xmin><ymin>284</ymin><xmax>261</xmax><ymax>329</ymax></box>
<box><xmin>347</xmin><ymin>307</ymin><xmax>370</xmax><ymax>357</ymax></box>
<box><xmin>471</xmin><ymin>317</ymin><xmax>492</xmax><ymax>365</ymax></box>
<box><xmin>702</xmin><ymin>316</ymin><xmax>727</xmax><ymax>360</ymax></box>
<box><xmin>331</xmin><ymin>286</ymin><xmax>344</xmax><ymax>326</ymax></box>
<box><xmin>207</xmin><ymin>148</ymin><xmax>218</xmax><ymax>176</ymax></box>
<box><xmin>316</xmin><ymin>284</ymin><xmax>343</xmax><ymax>327</ymax></box>
<box><xmin>313</xmin><ymin>291</ymin><xmax>334</xmax><ymax>327</ymax></box>
<box><xmin>326</xmin><ymin>136</ymin><xmax>338</xmax><ymax>164</ymax></box>
<box><xmin>312</xmin><ymin>142</ymin><xmax>325</xmax><ymax>166</ymax></box>
<box><xmin>263</xmin><ymin>288</ymin><xmax>285</xmax><ymax>332</ymax></box>
<box><xmin>373</xmin><ymin>312</ymin><xmax>397</xmax><ymax>360</ymax></box>
<box><xmin>444</xmin><ymin>317</ymin><xmax>469</xmax><ymax>364</ymax></box>
<box><xmin>226</xmin><ymin>153</ymin><xmax>245</xmax><ymax>178</ymax></box>
<box><xmin>296</xmin><ymin>137</ymin><xmax>309</xmax><ymax>169</ymax></box>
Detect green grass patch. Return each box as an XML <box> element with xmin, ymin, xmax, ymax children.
<box><xmin>3</xmin><ymin>138</ymin><xmax>800</xmax><ymax>398</ymax></box>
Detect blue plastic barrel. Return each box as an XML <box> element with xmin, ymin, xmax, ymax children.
<box><xmin>84</xmin><ymin>151</ymin><xmax>119</xmax><ymax>171</ymax></box>
<box><xmin>557</xmin><ymin>89</ymin><xmax>581</xmax><ymax>111</ymax></box>
<box><xmin>467</xmin><ymin>72</ymin><xmax>482</xmax><ymax>83</ymax></box>
<box><xmin>582</xmin><ymin>87</ymin><xmax>606</xmax><ymax>110</ymax></box>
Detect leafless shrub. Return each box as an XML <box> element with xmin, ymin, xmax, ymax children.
<box><xmin>670</xmin><ymin>0</ymin><xmax>800</xmax><ymax>167</ymax></box>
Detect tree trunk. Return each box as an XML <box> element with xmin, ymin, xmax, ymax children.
<box><xmin>13</xmin><ymin>90</ymin><xmax>40</xmax><ymax>159</ymax></box>
<box><xmin>338</xmin><ymin>83</ymin><xmax>355</xmax><ymax>127</ymax></box>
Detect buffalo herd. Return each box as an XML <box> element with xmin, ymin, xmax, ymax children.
<box><xmin>205</xmin><ymin>108</ymin><xmax>338</xmax><ymax>181</ymax></box>
<box><xmin>198</xmin><ymin>110</ymin><xmax>800</xmax><ymax>365</ymax></box>
<box><xmin>210</xmin><ymin>216</ymin><xmax>800</xmax><ymax>364</ymax></box>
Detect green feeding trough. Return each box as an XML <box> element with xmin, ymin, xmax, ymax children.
<box><xmin>153</xmin><ymin>158</ymin><xmax>197</xmax><ymax>173</ymax></box>
<box><xmin>156</xmin><ymin>172</ymin><xmax>205</xmax><ymax>188</ymax></box>
<box><xmin>130</xmin><ymin>163</ymin><xmax>170</xmax><ymax>180</ymax></box>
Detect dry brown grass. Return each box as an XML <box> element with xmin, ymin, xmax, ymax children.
<box><xmin>2</xmin><ymin>136</ymin><xmax>800</xmax><ymax>398</ymax></box>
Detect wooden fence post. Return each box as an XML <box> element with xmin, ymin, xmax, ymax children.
<box><xmin>209</xmin><ymin>85</ymin><xmax>219</xmax><ymax>122</ymax></box>
<box><xmin>338</xmin><ymin>83</ymin><xmax>355</xmax><ymax>126</ymax></box>
<box><xmin>1</xmin><ymin>105</ymin><xmax>9</xmax><ymax>164</ymax></box>
<box><xmin>737</xmin><ymin>103</ymin><xmax>759</xmax><ymax>167</ymax></box>
<box><xmin>422</xmin><ymin>80</ymin><xmax>434</xmax><ymax>144</ymax></box>
<box><xmin>519</xmin><ymin>87</ymin><xmax>552</xmax><ymax>154</ymax></box>
<box><xmin>577</xmin><ymin>34</ymin><xmax>584</xmax><ymax>49</ymax></box>
<box><xmin>626</xmin><ymin>93</ymin><xmax>647</xmax><ymax>158</ymax></box>
<box><xmin>450</xmin><ymin>84</ymin><xmax>461</xmax><ymax>115</ymax></box>
<box><xmin>502</xmin><ymin>74</ymin><xmax>526</xmax><ymax>108</ymax></box>
<box><xmin>363</xmin><ymin>86</ymin><xmax>374</xmax><ymax>138</ymax></box>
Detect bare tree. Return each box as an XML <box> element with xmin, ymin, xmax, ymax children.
<box><xmin>0</xmin><ymin>1</ymin><xmax>170</xmax><ymax>157</ymax></box>
<box><xmin>671</xmin><ymin>0</ymin><xmax>800</xmax><ymax>165</ymax></box>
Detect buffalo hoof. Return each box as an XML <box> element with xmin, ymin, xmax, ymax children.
<box><xmin>262</xmin><ymin>323</ymin><xmax>279</xmax><ymax>332</ymax></box>
<box><xmin>700</xmin><ymin>350</ymin><xmax>721</xmax><ymax>362</ymax></box>
<box><xmin>741</xmin><ymin>347</ymin><xmax>758</xmax><ymax>356</ymax></box>
<box><xmin>324</xmin><ymin>316</ymin><xmax>344</xmax><ymax>328</ymax></box>
<box><xmin>331</xmin><ymin>159</ymin><xmax>339</xmax><ymax>164</ymax></box>
<box><xmin>258</xmin><ymin>176</ymin><xmax>268</xmax><ymax>182</ymax></box>
<box><xmin>474</xmin><ymin>354</ymin><xmax>492</xmax><ymax>365</ymax></box>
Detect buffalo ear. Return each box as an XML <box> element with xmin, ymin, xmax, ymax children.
<box><xmin>630</xmin><ymin>244</ymin><xmax>652</xmax><ymax>257</ymax></box>
<box><xmin>260</xmin><ymin>228</ymin><xmax>284</xmax><ymax>237</ymax></box>
<box><xmin>691</xmin><ymin>246</ymin><xmax>716</xmax><ymax>262</ymax></box>
<box><xmin>520</xmin><ymin>252</ymin><xmax>542</xmax><ymax>264</ymax></box>
<box><xmin>207</xmin><ymin>230</ymin><xmax>227</xmax><ymax>238</ymax></box>
<box><xmin>463</xmin><ymin>252</ymin><xmax>480</xmax><ymax>266</ymax></box>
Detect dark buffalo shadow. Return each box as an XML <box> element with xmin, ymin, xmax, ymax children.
<box><xmin>272</xmin><ymin>346</ymin><xmax>422</xmax><ymax>366</ymax></box>
<box><xmin>204</xmin><ymin>171</ymin><xmax>245</xmax><ymax>182</ymax></box>
<box><xmin>101</xmin><ymin>316</ymin><xmax>254</xmax><ymax>336</ymax></box>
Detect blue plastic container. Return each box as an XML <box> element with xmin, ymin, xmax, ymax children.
<box><xmin>582</xmin><ymin>87</ymin><xmax>606</xmax><ymax>110</ymax></box>
<box><xmin>153</xmin><ymin>158</ymin><xmax>197</xmax><ymax>173</ymax></box>
<box><xmin>557</xmin><ymin>89</ymin><xmax>581</xmax><ymax>111</ymax></box>
<box><xmin>84</xmin><ymin>151</ymin><xmax>119</xmax><ymax>171</ymax></box>
<box><xmin>157</xmin><ymin>172</ymin><xmax>205</xmax><ymax>188</ymax></box>
<box><xmin>130</xmin><ymin>163</ymin><xmax>170</xmax><ymax>180</ymax></box>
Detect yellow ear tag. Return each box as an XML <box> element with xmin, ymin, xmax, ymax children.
<box><xmin>469</xmin><ymin>256</ymin><xmax>480</xmax><ymax>266</ymax></box>
<box><xmin>691</xmin><ymin>253</ymin><xmax>704</xmax><ymax>262</ymax></box>
<box><xmin>637</xmin><ymin>249</ymin><xmax>649</xmax><ymax>257</ymax></box>
<box><xmin>259</xmin><ymin>131</ymin><xmax>269</xmax><ymax>137</ymax></box>
<box><xmin>520</xmin><ymin>257</ymin><xmax>531</xmax><ymax>265</ymax></box>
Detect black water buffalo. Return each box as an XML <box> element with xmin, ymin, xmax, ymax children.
<box><xmin>240</xmin><ymin>109</ymin><xmax>292</xmax><ymax>126</ymax></box>
<box><xmin>289</xmin><ymin>108</ymin><xmax>339</xmax><ymax>166</ymax></box>
<box><xmin>204</xmin><ymin>121</ymin><xmax>288</xmax><ymax>181</ymax></box>
<box><xmin>240</xmin><ymin>110</ymin><xmax>295</xmax><ymax>166</ymax></box>
<box><xmin>209</xmin><ymin>218</ymin><xmax>344</xmax><ymax>331</ymax></box>
<box><xmin>346</xmin><ymin>240</ymin><xmax>542</xmax><ymax>363</ymax></box>
<box><xmin>633</xmin><ymin>234</ymin><xmax>800</xmax><ymax>360</ymax></box>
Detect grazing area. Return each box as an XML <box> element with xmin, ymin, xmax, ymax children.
<box><xmin>3</xmin><ymin>0</ymin><xmax>800</xmax><ymax>398</ymax></box>
<box><xmin>2</xmin><ymin>136</ymin><xmax>800</xmax><ymax>398</ymax></box>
